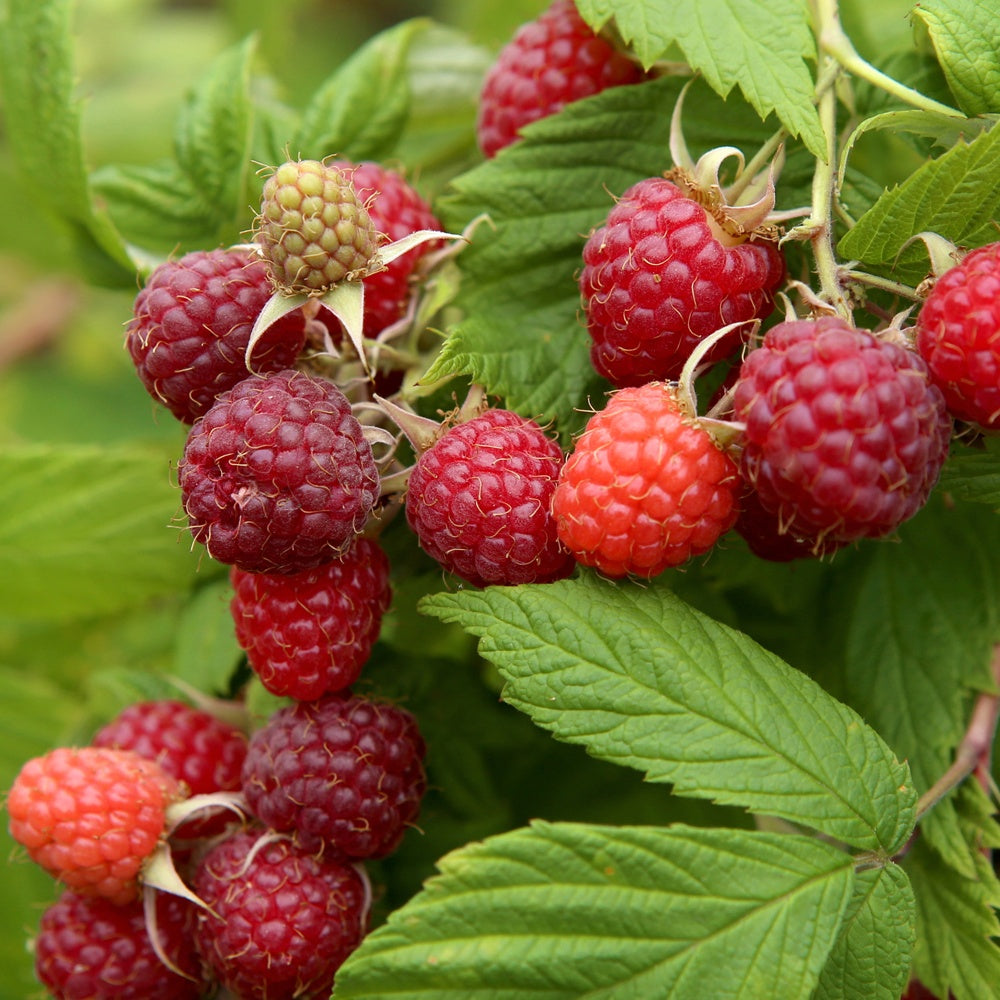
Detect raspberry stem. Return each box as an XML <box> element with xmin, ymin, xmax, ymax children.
<box><xmin>816</xmin><ymin>0</ymin><xmax>965</xmax><ymax>120</ymax></box>
<box><xmin>914</xmin><ymin>643</ymin><xmax>1000</xmax><ymax>823</ymax></box>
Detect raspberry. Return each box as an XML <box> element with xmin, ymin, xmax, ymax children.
<box><xmin>331</xmin><ymin>159</ymin><xmax>442</xmax><ymax>335</ymax></box>
<box><xmin>733</xmin><ymin>317</ymin><xmax>952</xmax><ymax>547</ymax></box>
<box><xmin>915</xmin><ymin>241</ymin><xmax>1000</xmax><ymax>429</ymax></box>
<box><xmin>477</xmin><ymin>0</ymin><xmax>644</xmax><ymax>158</ymax></box>
<box><xmin>241</xmin><ymin>693</ymin><xmax>426</xmax><ymax>860</ymax></box>
<box><xmin>92</xmin><ymin>699</ymin><xmax>248</xmax><ymax>841</ymax></box>
<box><xmin>33</xmin><ymin>889</ymin><xmax>205</xmax><ymax>1000</ymax></box>
<box><xmin>734</xmin><ymin>484</ymin><xmax>843</xmax><ymax>562</ymax></box>
<box><xmin>551</xmin><ymin>382</ymin><xmax>740</xmax><ymax>578</ymax></box>
<box><xmin>580</xmin><ymin>176</ymin><xmax>785</xmax><ymax>387</ymax></box>
<box><xmin>230</xmin><ymin>537</ymin><xmax>392</xmax><ymax>701</ymax></box>
<box><xmin>125</xmin><ymin>248</ymin><xmax>307</xmax><ymax>424</ymax></box>
<box><xmin>6</xmin><ymin>747</ymin><xmax>180</xmax><ymax>904</ymax></box>
<box><xmin>178</xmin><ymin>368</ymin><xmax>380</xmax><ymax>574</ymax></box>
<box><xmin>193</xmin><ymin>828</ymin><xmax>367</xmax><ymax>1000</ymax></box>
<box><xmin>256</xmin><ymin>159</ymin><xmax>380</xmax><ymax>292</ymax></box>
<box><xmin>404</xmin><ymin>409</ymin><xmax>576</xmax><ymax>587</ymax></box>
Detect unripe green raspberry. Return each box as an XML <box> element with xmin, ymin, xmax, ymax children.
<box><xmin>257</xmin><ymin>159</ymin><xmax>381</xmax><ymax>293</ymax></box>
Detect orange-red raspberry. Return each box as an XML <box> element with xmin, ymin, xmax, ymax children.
<box><xmin>552</xmin><ymin>382</ymin><xmax>740</xmax><ymax>577</ymax></box>
<box><xmin>7</xmin><ymin>747</ymin><xmax>180</xmax><ymax>904</ymax></box>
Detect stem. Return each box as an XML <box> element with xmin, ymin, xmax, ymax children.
<box><xmin>820</xmin><ymin>16</ymin><xmax>966</xmax><ymax>120</ymax></box>
<box><xmin>914</xmin><ymin>644</ymin><xmax>1000</xmax><ymax>822</ymax></box>
<box><xmin>842</xmin><ymin>269</ymin><xmax>922</xmax><ymax>302</ymax></box>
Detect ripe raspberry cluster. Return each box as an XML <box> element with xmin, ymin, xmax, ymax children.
<box><xmin>8</xmin><ymin>155</ymin><xmax>444</xmax><ymax>999</ymax></box>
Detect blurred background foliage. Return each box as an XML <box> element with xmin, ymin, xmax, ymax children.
<box><xmin>0</xmin><ymin>0</ymin><xmax>929</xmax><ymax>995</ymax></box>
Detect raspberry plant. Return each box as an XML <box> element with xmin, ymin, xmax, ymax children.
<box><xmin>2</xmin><ymin>1</ymin><xmax>1000</xmax><ymax>999</ymax></box>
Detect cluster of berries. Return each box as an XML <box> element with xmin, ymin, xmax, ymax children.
<box><xmin>5</xmin><ymin>158</ymin><xmax>443</xmax><ymax>999</ymax></box>
<box><xmin>475</xmin><ymin>0</ymin><xmax>996</xmax><ymax>581</ymax></box>
<box><xmin>8</xmin><ymin>693</ymin><xmax>424</xmax><ymax>998</ymax></box>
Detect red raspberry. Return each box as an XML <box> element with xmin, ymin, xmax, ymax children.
<box><xmin>6</xmin><ymin>747</ymin><xmax>180</xmax><ymax>904</ymax></box>
<box><xmin>733</xmin><ymin>317</ymin><xmax>952</xmax><ymax>547</ymax></box>
<box><xmin>93</xmin><ymin>699</ymin><xmax>247</xmax><ymax>796</ymax></box>
<box><xmin>125</xmin><ymin>248</ymin><xmax>307</xmax><ymax>424</ymax></box>
<box><xmin>581</xmin><ymin>176</ymin><xmax>785</xmax><ymax>387</ymax></box>
<box><xmin>915</xmin><ymin>241</ymin><xmax>1000</xmax><ymax>429</ymax></box>
<box><xmin>477</xmin><ymin>0</ymin><xmax>644</xmax><ymax>158</ymax></box>
<box><xmin>92</xmin><ymin>699</ymin><xmax>248</xmax><ymax>840</ymax></box>
<box><xmin>733</xmin><ymin>484</ymin><xmax>845</xmax><ymax>562</ymax></box>
<box><xmin>193</xmin><ymin>828</ymin><xmax>367</xmax><ymax>1000</ymax></box>
<box><xmin>230</xmin><ymin>537</ymin><xmax>392</xmax><ymax>701</ymax></box>
<box><xmin>241</xmin><ymin>693</ymin><xmax>426</xmax><ymax>860</ymax></box>
<box><xmin>404</xmin><ymin>409</ymin><xmax>575</xmax><ymax>587</ymax></box>
<box><xmin>178</xmin><ymin>369</ymin><xmax>380</xmax><ymax>574</ymax></box>
<box><xmin>33</xmin><ymin>889</ymin><xmax>205</xmax><ymax>1000</ymax></box>
<box><xmin>551</xmin><ymin>382</ymin><xmax>740</xmax><ymax>578</ymax></box>
<box><xmin>331</xmin><ymin>160</ymin><xmax>442</xmax><ymax>335</ymax></box>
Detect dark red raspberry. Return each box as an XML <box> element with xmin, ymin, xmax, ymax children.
<box><xmin>230</xmin><ymin>537</ymin><xmax>392</xmax><ymax>701</ymax></box>
<box><xmin>193</xmin><ymin>828</ymin><xmax>367</xmax><ymax>1000</ymax></box>
<box><xmin>125</xmin><ymin>248</ymin><xmax>307</xmax><ymax>424</ymax></box>
<box><xmin>33</xmin><ymin>889</ymin><xmax>205</xmax><ymax>1000</ymax></box>
<box><xmin>92</xmin><ymin>699</ymin><xmax>248</xmax><ymax>840</ymax></box>
<box><xmin>733</xmin><ymin>317</ymin><xmax>952</xmax><ymax>547</ymax></box>
<box><xmin>551</xmin><ymin>381</ymin><xmax>739</xmax><ymax>578</ymax></box>
<box><xmin>733</xmin><ymin>484</ymin><xmax>844</xmax><ymax>562</ymax></box>
<box><xmin>477</xmin><ymin>0</ymin><xmax>644</xmax><ymax>158</ymax></box>
<box><xmin>404</xmin><ymin>409</ymin><xmax>575</xmax><ymax>587</ymax></box>
<box><xmin>915</xmin><ymin>241</ymin><xmax>1000</xmax><ymax>429</ymax></box>
<box><xmin>581</xmin><ymin>176</ymin><xmax>785</xmax><ymax>387</ymax></box>
<box><xmin>241</xmin><ymin>693</ymin><xmax>426</xmax><ymax>860</ymax></box>
<box><xmin>7</xmin><ymin>747</ymin><xmax>181</xmax><ymax>904</ymax></box>
<box><xmin>331</xmin><ymin>160</ymin><xmax>442</xmax><ymax>335</ymax></box>
<box><xmin>178</xmin><ymin>369</ymin><xmax>380</xmax><ymax>574</ymax></box>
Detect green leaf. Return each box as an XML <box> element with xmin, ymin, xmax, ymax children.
<box><xmin>336</xmin><ymin>821</ymin><xmax>855</xmax><ymax>1000</ymax></box>
<box><xmin>92</xmin><ymin>37</ymin><xmax>258</xmax><ymax>253</ymax></box>
<box><xmin>90</xmin><ymin>161</ymin><xmax>219</xmax><ymax>257</ymax></box>
<box><xmin>172</xmin><ymin>580</ymin><xmax>243</xmax><ymax>696</ymax></box>
<box><xmin>835</xmin><ymin>499</ymin><xmax>1000</xmax><ymax>875</ymax></box>
<box><xmin>838</xmin><ymin>123</ymin><xmax>1000</xmax><ymax>284</ymax></box>
<box><xmin>576</xmin><ymin>0</ymin><xmax>824</xmax><ymax>158</ymax></box>
<box><xmin>420</xmin><ymin>575</ymin><xmax>917</xmax><ymax>854</ymax></box>
<box><xmin>0</xmin><ymin>0</ymin><xmax>132</xmax><ymax>277</ymax></box>
<box><xmin>173</xmin><ymin>34</ymin><xmax>257</xmax><ymax>225</ymax></box>
<box><xmin>435</xmin><ymin>76</ymin><xmax>778</xmax><ymax>432</ymax></box>
<box><xmin>812</xmin><ymin>864</ymin><xmax>915</xmax><ymax>1000</ymax></box>
<box><xmin>907</xmin><ymin>836</ymin><xmax>1000</xmax><ymax>1000</ymax></box>
<box><xmin>911</xmin><ymin>0</ymin><xmax>1000</xmax><ymax>115</ymax></box>
<box><xmin>0</xmin><ymin>444</ymin><xmax>200</xmax><ymax>620</ymax></box>
<box><xmin>941</xmin><ymin>439</ymin><xmax>1000</xmax><ymax>507</ymax></box>
<box><xmin>294</xmin><ymin>19</ymin><xmax>427</xmax><ymax>162</ymax></box>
